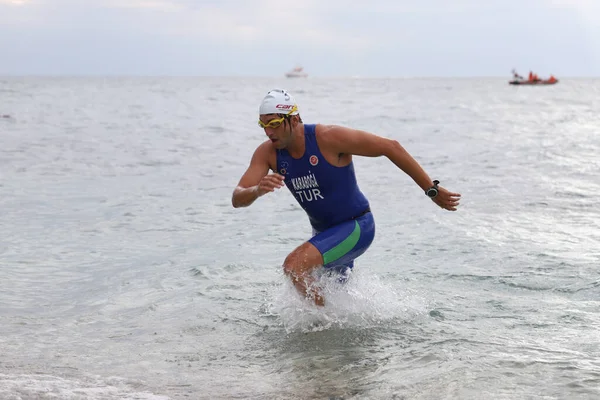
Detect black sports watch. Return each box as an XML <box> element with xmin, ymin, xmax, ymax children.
<box><xmin>425</xmin><ymin>180</ymin><xmax>440</xmax><ymax>198</ymax></box>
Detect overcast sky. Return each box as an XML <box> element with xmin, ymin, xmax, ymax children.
<box><xmin>1</xmin><ymin>0</ymin><xmax>598</xmax><ymax>77</ymax></box>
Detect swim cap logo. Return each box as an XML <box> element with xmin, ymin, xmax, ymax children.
<box><xmin>309</xmin><ymin>155</ymin><xmax>318</xmax><ymax>166</ymax></box>
<box><xmin>276</xmin><ymin>104</ymin><xmax>294</xmax><ymax>110</ymax></box>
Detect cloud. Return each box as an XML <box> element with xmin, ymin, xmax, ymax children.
<box><xmin>0</xmin><ymin>0</ymin><xmax>30</xmax><ymax>5</ymax></box>
<box><xmin>112</xmin><ymin>0</ymin><xmax>377</xmax><ymax>51</ymax></box>
<box><xmin>103</xmin><ymin>0</ymin><xmax>185</xmax><ymax>11</ymax></box>
<box><xmin>0</xmin><ymin>0</ymin><xmax>597</xmax><ymax>76</ymax></box>
<box><xmin>0</xmin><ymin>0</ymin><xmax>372</xmax><ymax>50</ymax></box>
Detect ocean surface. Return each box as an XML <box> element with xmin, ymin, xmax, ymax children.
<box><xmin>1</xmin><ymin>76</ymin><xmax>599</xmax><ymax>400</ymax></box>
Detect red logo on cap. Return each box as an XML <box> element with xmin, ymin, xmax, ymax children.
<box><xmin>309</xmin><ymin>155</ymin><xmax>318</xmax><ymax>166</ymax></box>
<box><xmin>276</xmin><ymin>104</ymin><xmax>294</xmax><ymax>110</ymax></box>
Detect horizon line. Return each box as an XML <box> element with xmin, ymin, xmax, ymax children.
<box><xmin>1</xmin><ymin>74</ymin><xmax>597</xmax><ymax>79</ymax></box>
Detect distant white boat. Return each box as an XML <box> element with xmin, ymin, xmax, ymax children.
<box><xmin>285</xmin><ymin>66</ymin><xmax>308</xmax><ymax>78</ymax></box>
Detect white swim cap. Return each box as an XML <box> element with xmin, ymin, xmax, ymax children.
<box><xmin>259</xmin><ymin>89</ymin><xmax>299</xmax><ymax>115</ymax></box>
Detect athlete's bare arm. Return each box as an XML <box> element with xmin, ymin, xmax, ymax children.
<box><xmin>319</xmin><ymin>125</ymin><xmax>461</xmax><ymax>211</ymax></box>
<box><xmin>231</xmin><ymin>142</ymin><xmax>285</xmax><ymax>208</ymax></box>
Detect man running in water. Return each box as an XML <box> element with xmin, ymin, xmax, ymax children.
<box><xmin>232</xmin><ymin>89</ymin><xmax>461</xmax><ymax>306</ymax></box>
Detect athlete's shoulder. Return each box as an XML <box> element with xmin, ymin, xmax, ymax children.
<box><xmin>253</xmin><ymin>139</ymin><xmax>277</xmax><ymax>170</ymax></box>
<box><xmin>315</xmin><ymin>124</ymin><xmax>350</xmax><ymax>143</ymax></box>
<box><xmin>254</xmin><ymin>139</ymin><xmax>276</xmax><ymax>154</ymax></box>
<box><xmin>315</xmin><ymin>123</ymin><xmax>341</xmax><ymax>135</ymax></box>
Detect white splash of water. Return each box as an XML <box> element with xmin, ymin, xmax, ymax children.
<box><xmin>269</xmin><ymin>268</ymin><xmax>429</xmax><ymax>333</ymax></box>
<box><xmin>0</xmin><ymin>373</ymin><xmax>170</xmax><ymax>400</ymax></box>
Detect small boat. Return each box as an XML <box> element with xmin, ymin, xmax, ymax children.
<box><xmin>285</xmin><ymin>66</ymin><xmax>308</xmax><ymax>78</ymax></box>
<box><xmin>509</xmin><ymin>79</ymin><xmax>558</xmax><ymax>85</ymax></box>
<box><xmin>509</xmin><ymin>69</ymin><xmax>558</xmax><ymax>85</ymax></box>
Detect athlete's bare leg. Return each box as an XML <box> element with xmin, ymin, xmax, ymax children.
<box><xmin>283</xmin><ymin>241</ymin><xmax>325</xmax><ymax>306</ymax></box>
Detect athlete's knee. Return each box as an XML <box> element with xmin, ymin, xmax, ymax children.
<box><xmin>282</xmin><ymin>242</ymin><xmax>323</xmax><ymax>278</ymax></box>
<box><xmin>282</xmin><ymin>250</ymin><xmax>312</xmax><ymax>279</ymax></box>
<box><xmin>282</xmin><ymin>253</ymin><xmax>298</xmax><ymax>277</ymax></box>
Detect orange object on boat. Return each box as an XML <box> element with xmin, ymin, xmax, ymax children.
<box><xmin>509</xmin><ymin>70</ymin><xmax>559</xmax><ymax>85</ymax></box>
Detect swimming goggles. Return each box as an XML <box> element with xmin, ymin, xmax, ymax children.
<box><xmin>258</xmin><ymin>105</ymin><xmax>298</xmax><ymax>129</ymax></box>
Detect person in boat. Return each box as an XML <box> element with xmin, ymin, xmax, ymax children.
<box><xmin>528</xmin><ymin>72</ymin><xmax>540</xmax><ymax>82</ymax></box>
<box><xmin>548</xmin><ymin>75</ymin><xmax>557</xmax><ymax>83</ymax></box>
<box><xmin>231</xmin><ymin>89</ymin><xmax>461</xmax><ymax>306</ymax></box>
<box><xmin>512</xmin><ymin>70</ymin><xmax>524</xmax><ymax>80</ymax></box>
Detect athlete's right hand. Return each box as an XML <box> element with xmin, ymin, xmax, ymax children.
<box><xmin>255</xmin><ymin>173</ymin><xmax>285</xmax><ymax>197</ymax></box>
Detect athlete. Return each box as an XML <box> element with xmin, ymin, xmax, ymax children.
<box><xmin>232</xmin><ymin>89</ymin><xmax>461</xmax><ymax>306</ymax></box>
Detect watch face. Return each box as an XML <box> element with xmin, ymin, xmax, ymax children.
<box><xmin>427</xmin><ymin>188</ymin><xmax>438</xmax><ymax>198</ymax></box>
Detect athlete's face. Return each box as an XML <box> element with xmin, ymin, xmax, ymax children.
<box><xmin>259</xmin><ymin>114</ymin><xmax>295</xmax><ymax>149</ymax></box>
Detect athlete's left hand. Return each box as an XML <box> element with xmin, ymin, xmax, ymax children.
<box><xmin>432</xmin><ymin>187</ymin><xmax>461</xmax><ymax>211</ymax></box>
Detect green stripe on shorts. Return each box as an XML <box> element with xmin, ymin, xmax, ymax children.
<box><xmin>322</xmin><ymin>221</ymin><xmax>361</xmax><ymax>265</ymax></box>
